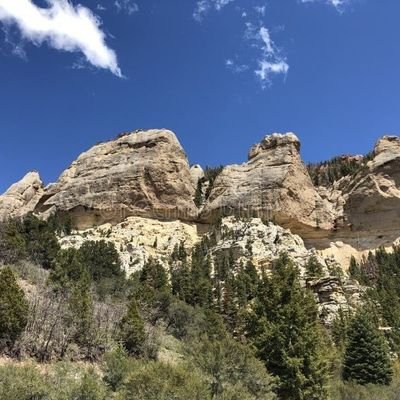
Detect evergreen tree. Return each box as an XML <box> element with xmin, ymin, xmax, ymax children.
<box><xmin>68</xmin><ymin>268</ymin><xmax>95</xmax><ymax>353</ymax></box>
<box><xmin>348</xmin><ymin>256</ymin><xmax>361</xmax><ymax>281</ymax></box>
<box><xmin>235</xmin><ymin>260</ymin><xmax>259</xmax><ymax>307</ymax></box>
<box><xmin>304</xmin><ymin>256</ymin><xmax>324</xmax><ymax>279</ymax></box>
<box><xmin>119</xmin><ymin>299</ymin><xmax>145</xmax><ymax>356</ymax></box>
<box><xmin>0</xmin><ymin>267</ymin><xmax>29</xmax><ymax>348</ymax></box>
<box><xmin>342</xmin><ymin>311</ymin><xmax>393</xmax><ymax>385</ymax></box>
<box><xmin>248</xmin><ymin>253</ymin><xmax>328</xmax><ymax>400</ymax></box>
<box><xmin>78</xmin><ymin>240</ymin><xmax>123</xmax><ymax>282</ymax></box>
<box><xmin>189</xmin><ymin>244</ymin><xmax>213</xmax><ymax>308</ymax></box>
<box><xmin>171</xmin><ymin>262</ymin><xmax>192</xmax><ymax>303</ymax></box>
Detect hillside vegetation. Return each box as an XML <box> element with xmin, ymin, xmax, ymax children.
<box><xmin>0</xmin><ymin>214</ymin><xmax>400</xmax><ymax>399</ymax></box>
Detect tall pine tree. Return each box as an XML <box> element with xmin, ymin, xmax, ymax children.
<box><xmin>342</xmin><ymin>311</ymin><xmax>393</xmax><ymax>385</ymax></box>
<box><xmin>248</xmin><ymin>253</ymin><xmax>328</xmax><ymax>400</ymax></box>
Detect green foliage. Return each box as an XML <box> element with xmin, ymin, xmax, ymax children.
<box><xmin>78</xmin><ymin>240</ymin><xmax>123</xmax><ymax>282</ymax></box>
<box><xmin>0</xmin><ymin>214</ymin><xmax>60</xmax><ymax>268</ymax></box>
<box><xmin>139</xmin><ymin>257</ymin><xmax>169</xmax><ymax>292</ymax></box>
<box><xmin>331</xmin><ymin>308</ymin><xmax>351</xmax><ymax>351</ymax></box>
<box><xmin>187</xmin><ymin>336</ymin><xmax>276</xmax><ymax>399</ymax></box>
<box><xmin>68</xmin><ymin>268</ymin><xmax>95</xmax><ymax>353</ymax></box>
<box><xmin>103</xmin><ymin>345</ymin><xmax>131</xmax><ymax>391</ymax></box>
<box><xmin>50</xmin><ymin>240</ymin><xmax>125</xmax><ymax>298</ymax></box>
<box><xmin>305</xmin><ymin>255</ymin><xmax>324</xmax><ymax>279</ymax></box>
<box><xmin>0</xmin><ymin>363</ymin><xmax>48</xmax><ymax>400</ymax></box>
<box><xmin>342</xmin><ymin>311</ymin><xmax>393</xmax><ymax>386</ymax></box>
<box><xmin>119</xmin><ymin>299</ymin><xmax>146</xmax><ymax>356</ymax></box>
<box><xmin>0</xmin><ymin>362</ymin><xmax>108</xmax><ymax>400</ymax></box>
<box><xmin>47</xmin><ymin>212</ymin><xmax>73</xmax><ymax>236</ymax></box>
<box><xmin>307</xmin><ymin>155</ymin><xmax>369</xmax><ymax>186</ymax></box>
<box><xmin>0</xmin><ymin>267</ymin><xmax>29</xmax><ymax>348</ymax></box>
<box><xmin>358</xmin><ymin>246</ymin><xmax>400</xmax><ymax>349</ymax></box>
<box><xmin>248</xmin><ymin>253</ymin><xmax>329</xmax><ymax>400</ymax></box>
<box><xmin>117</xmin><ymin>360</ymin><xmax>211</xmax><ymax>400</ymax></box>
<box><xmin>349</xmin><ymin>256</ymin><xmax>361</xmax><ymax>281</ymax></box>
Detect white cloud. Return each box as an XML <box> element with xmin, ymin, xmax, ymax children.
<box><xmin>114</xmin><ymin>0</ymin><xmax>139</xmax><ymax>15</ymax></box>
<box><xmin>300</xmin><ymin>0</ymin><xmax>349</xmax><ymax>12</ymax></box>
<box><xmin>254</xmin><ymin>5</ymin><xmax>266</xmax><ymax>16</ymax></box>
<box><xmin>193</xmin><ymin>0</ymin><xmax>235</xmax><ymax>22</ymax></box>
<box><xmin>0</xmin><ymin>0</ymin><xmax>121</xmax><ymax>77</ymax></box>
<box><xmin>225</xmin><ymin>58</ymin><xmax>249</xmax><ymax>73</ymax></box>
<box><xmin>245</xmin><ymin>23</ymin><xmax>289</xmax><ymax>88</ymax></box>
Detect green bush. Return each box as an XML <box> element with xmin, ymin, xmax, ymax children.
<box><xmin>116</xmin><ymin>360</ymin><xmax>210</xmax><ymax>400</ymax></box>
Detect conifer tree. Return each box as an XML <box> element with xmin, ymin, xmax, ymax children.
<box><xmin>248</xmin><ymin>253</ymin><xmax>328</xmax><ymax>400</ymax></box>
<box><xmin>68</xmin><ymin>268</ymin><xmax>95</xmax><ymax>352</ymax></box>
<box><xmin>304</xmin><ymin>255</ymin><xmax>324</xmax><ymax>279</ymax></box>
<box><xmin>342</xmin><ymin>311</ymin><xmax>393</xmax><ymax>385</ymax></box>
<box><xmin>119</xmin><ymin>299</ymin><xmax>145</xmax><ymax>356</ymax></box>
<box><xmin>348</xmin><ymin>256</ymin><xmax>361</xmax><ymax>281</ymax></box>
<box><xmin>0</xmin><ymin>267</ymin><xmax>29</xmax><ymax>348</ymax></box>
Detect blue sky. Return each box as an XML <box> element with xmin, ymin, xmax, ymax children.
<box><xmin>0</xmin><ymin>0</ymin><xmax>400</xmax><ymax>193</ymax></box>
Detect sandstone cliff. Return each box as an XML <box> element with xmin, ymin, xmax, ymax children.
<box><xmin>0</xmin><ymin>171</ymin><xmax>44</xmax><ymax>220</ymax></box>
<box><xmin>34</xmin><ymin>129</ymin><xmax>198</xmax><ymax>228</ymax></box>
<box><xmin>200</xmin><ymin>133</ymin><xmax>334</xmax><ymax>234</ymax></box>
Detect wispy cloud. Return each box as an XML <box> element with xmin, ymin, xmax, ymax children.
<box><xmin>244</xmin><ymin>22</ymin><xmax>289</xmax><ymax>88</ymax></box>
<box><xmin>114</xmin><ymin>0</ymin><xmax>139</xmax><ymax>15</ymax></box>
<box><xmin>193</xmin><ymin>0</ymin><xmax>236</xmax><ymax>22</ymax></box>
<box><xmin>225</xmin><ymin>58</ymin><xmax>249</xmax><ymax>73</ymax></box>
<box><xmin>300</xmin><ymin>0</ymin><xmax>350</xmax><ymax>12</ymax></box>
<box><xmin>0</xmin><ymin>0</ymin><xmax>121</xmax><ymax>77</ymax></box>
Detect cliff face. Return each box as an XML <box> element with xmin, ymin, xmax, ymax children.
<box><xmin>34</xmin><ymin>129</ymin><xmax>198</xmax><ymax>228</ymax></box>
<box><xmin>4</xmin><ymin>129</ymin><xmax>400</xmax><ymax>266</ymax></box>
<box><xmin>0</xmin><ymin>171</ymin><xmax>44</xmax><ymax>220</ymax></box>
<box><xmin>200</xmin><ymin>133</ymin><xmax>334</xmax><ymax>234</ymax></box>
<box><xmin>344</xmin><ymin>136</ymin><xmax>400</xmax><ymax>235</ymax></box>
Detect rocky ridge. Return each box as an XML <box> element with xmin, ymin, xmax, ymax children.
<box><xmin>3</xmin><ymin>129</ymin><xmax>400</xmax><ymax>273</ymax></box>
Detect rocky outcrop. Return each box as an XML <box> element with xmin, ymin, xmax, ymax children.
<box><xmin>35</xmin><ymin>130</ymin><xmax>198</xmax><ymax>228</ymax></box>
<box><xmin>210</xmin><ymin>216</ymin><xmax>320</xmax><ymax>272</ymax></box>
<box><xmin>207</xmin><ymin>216</ymin><xmax>361</xmax><ymax>325</ymax></box>
<box><xmin>308</xmin><ymin>277</ymin><xmax>364</xmax><ymax>326</ymax></box>
<box><xmin>59</xmin><ymin>216</ymin><xmax>200</xmax><ymax>275</ymax></box>
<box><xmin>200</xmin><ymin>133</ymin><xmax>333</xmax><ymax>235</ymax></box>
<box><xmin>344</xmin><ymin>136</ymin><xmax>400</xmax><ymax>235</ymax></box>
<box><xmin>190</xmin><ymin>164</ymin><xmax>204</xmax><ymax>187</ymax></box>
<box><xmin>0</xmin><ymin>171</ymin><xmax>44</xmax><ymax>220</ymax></box>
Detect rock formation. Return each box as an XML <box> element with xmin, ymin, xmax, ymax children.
<box><xmin>4</xmin><ymin>129</ymin><xmax>400</xmax><ymax>274</ymax></box>
<box><xmin>200</xmin><ymin>133</ymin><xmax>333</xmax><ymax>234</ymax></box>
<box><xmin>0</xmin><ymin>171</ymin><xmax>44</xmax><ymax>220</ymax></box>
<box><xmin>59</xmin><ymin>216</ymin><xmax>199</xmax><ymax>275</ymax></box>
<box><xmin>35</xmin><ymin>129</ymin><xmax>198</xmax><ymax>228</ymax></box>
<box><xmin>344</xmin><ymin>136</ymin><xmax>400</xmax><ymax>236</ymax></box>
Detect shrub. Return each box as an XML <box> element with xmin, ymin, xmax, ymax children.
<box><xmin>117</xmin><ymin>360</ymin><xmax>210</xmax><ymax>400</ymax></box>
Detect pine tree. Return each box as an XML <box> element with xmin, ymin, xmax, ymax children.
<box><xmin>248</xmin><ymin>253</ymin><xmax>328</xmax><ymax>400</ymax></box>
<box><xmin>0</xmin><ymin>267</ymin><xmax>29</xmax><ymax>348</ymax></box>
<box><xmin>304</xmin><ymin>255</ymin><xmax>324</xmax><ymax>279</ymax></box>
<box><xmin>119</xmin><ymin>299</ymin><xmax>145</xmax><ymax>356</ymax></box>
<box><xmin>140</xmin><ymin>257</ymin><xmax>169</xmax><ymax>292</ymax></box>
<box><xmin>68</xmin><ymin>268</ymin><xmax>95</xmax><ymax>353</ymax></box>
<box><xmin>342</xmin><ymin>311</ymin><xmax>393</xmax><ymax>385</ymax></box>
<box><xmin>348</xmin><ymin>256</ymin><xmax>361</xmax><ymax>281</ymax></box>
